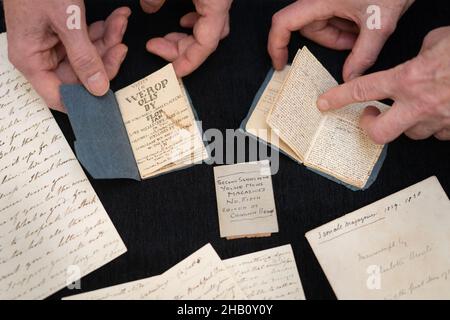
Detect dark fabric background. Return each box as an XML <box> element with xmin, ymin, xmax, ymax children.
<box><xmin>1</xmin><ymin>0</ymin><xmax>449</xmax><ymax>300</ymax></box>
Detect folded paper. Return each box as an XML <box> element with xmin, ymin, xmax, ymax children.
<box><xmin>240</xmin><ymin>47</ymin><xmax>389</xmax><ymax>190</ymax></box>
<box><xmin>61</xmin><ymin>64</ymin><xmax>209</xmax><ymax>180</ymax></box>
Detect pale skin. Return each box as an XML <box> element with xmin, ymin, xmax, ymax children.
<box><xmin>4</xmin><ymin>0</ymin><xmax>450</xmax><ymax>142</ymax></box>
<box><xmin>269</xmin><ymin>0</ymin><xmax>450</xmax><ymax>142</ymax></box>
<box><xmin>3</xmin><ymin>0</ymin><xmax>232</xmax><ymax>112</ymax></box>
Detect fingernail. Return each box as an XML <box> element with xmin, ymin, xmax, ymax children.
<box><xmin>317</xmin><ymin>98</ymin><xmax>330</xmax><ymax>111</ymax></box>
<box><xmin>121</xmin><ymin>21</ymin><xmax>128</xmax><ymax>36</ymax></box>
<box><xmin>88</xmin><ymin>72</ymin><xmax>109</xmax><ymax>96</ymax></box>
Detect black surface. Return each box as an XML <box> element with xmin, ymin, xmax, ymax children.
<box><xmin>1</xmin><ymin>0</ymin><xmax>449</xmax><ymax>300</ymax></box>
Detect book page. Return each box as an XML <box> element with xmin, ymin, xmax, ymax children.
<box><xmin>223</xmin><ymin>245</ymin><xmax>305</xmax><ymax>300</ymax></box>
<box><xmin>115</xmin><ymin>64</ymin><xmax>206</xmax><ymax>179</ymax></box>
<box><xmin>64</xmin><ymin>244</ymin><xmax>247</xmax><ymax>300</ymax></box>
<box><xmin>0</xmin><ymin>33</ymin><xmax>127</xmax><ymax>299</ymax></box>
<box><xmin>213</xmin><ymin>161</ymin><xmax>279</xmax><ymax>239</ymax></box>
<box><xmin>304</xmin><ymin>114</ymin><xmax>386</xmax><ymax>189</ymax></box>
<box><xmin>306</xmin><ymin>177</ymin><xmax>450</xmax><ymax>299</ymax></box>
<box><xmin>267</xmin><ymin>47</ymin><xmax>336</xmax><ymax>160</ymax></box>
<box><xmin>245</xmin><ymin>67</ymin><xmax>300</xmax><ymax>162</ymax></box>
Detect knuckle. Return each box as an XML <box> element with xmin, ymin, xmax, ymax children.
<box><xmin>351</xmin><ymin>81</ymin><xmax>370</xmax><ymax>102</ymax></box>
<box><xmin>271</xmin><ymin>12</ymin><xmax>283</xmax><ymax>28</ymax></box>
<box><xmin>71</xmin><ymin>52</ymin><xmax>98</xmax><ymax>73</ymax></box>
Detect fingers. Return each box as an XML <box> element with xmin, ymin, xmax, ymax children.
<box><xmin>405</xmin><ymin>122</ymin><xmax>447</xmax><ymax>140</ymax></box>
<box><xmin>102</xmin><ymin>44</ymin><xmax>128</xmax><ymax>80</ymax></box>
<box><xmin>268</xmin><ymin>0</ymin><xmax>328</xmax><ymax>70</ymax></box>
<box><xmin>57</xmin><ymin>15</ymin><xmax>110</xmax><ymax>96</ymax></box>
<box><xmin>146</xmin><ymin>33</ymin><xmax>190</xmax><ymax>62</ymax></box>
<box><xmin>56</xmin><ymin>8</ymin><xmax>130</xmax><ymax>85</ymax></box>
<box><xmin>140</xmin><ymin>0</ymin><xmax>166</xmax><ymax>13</ymax></box>
<box><xmin>317</xmin><ymin>67</ymin><xmax>400</xmax><ymax>111</ymax></box>
<box><xmin>342</xmin><ymin>26</ymin><xmax>395</xmax><ymax>82</ymax></box>
<box><xmin>360</xmin><ymin>103</ymin><xmax>418</xmax><ymax>144</ymax></box>
<box><xmin>300</xmin><ymin>20</ymin><xmax>357</xmax><ymax>51</ymax></box>
<box><xmin>28</xmin><ymin>71</ymin><xmax>65</xmax><ymax>112</ymax></box>
<box><xmin>180</xmin><ymin>12</ymin><xmax>200</xmax><ymax>28</ymax></box>
<box><xmin>435</xmin><ymin>129</ymin><xmax>450</xmax><ymax>141</ymax></box>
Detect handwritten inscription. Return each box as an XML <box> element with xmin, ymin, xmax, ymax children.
<box><xmin>0</xmin><ymin>33</ymin><xmax>126</xmax><ymax>299</ymax></box>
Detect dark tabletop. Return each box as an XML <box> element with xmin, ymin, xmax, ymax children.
<box><xmin>1</xmin><ymin>0</ymin><xmax>449</xmax><ymax>300</ymax></box>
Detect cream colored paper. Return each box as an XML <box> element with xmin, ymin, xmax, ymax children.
<box><xmin>224</xmin><ymin>245</ymin><xmax>305</xmax><ymax>300</ymax></box>
<box><xmin>115</xmin><ymin>64</ymin><xmax>207</xmax><ymax>179</ymax></box>
<box><xmin>64</xmin><ymin>244</ymin><xmax>247</xmax><ymax>300</ymax></box>
<box><xmin>245</xmin><ymin>67</ymin><xmax>300</xmax><ymax>162</ymax></box>
<box><xmin>306</xmin><ymin>176</ymin><xmax>450</xmax><ymax>300</ymax></box>
<box><xmin>213</xmin><ymin>161</ymin><xmax>279</xmax><ymax>239</ymax></box>
<box><xmin>0</xmin><ymin>33</ymin><xmax>127</xmax><ymax>300</ymax></box>
<box><xmin>266</xmin><ymin>47</ymin><xmax>389</xmax><ymax>188</ymax></box>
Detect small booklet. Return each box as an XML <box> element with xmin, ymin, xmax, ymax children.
<box><xmin>306</xmin><ymin>176</ymin><xmax>450</xmax><ymax>299</ymax></box>
<box><xmin>61</xmin><ymin>64</ymin><xmax>209</xmax><ymax>180</ymax></box>
<box><xmin>241</xmin><ymin>47</ymin><xmax>390</xmax><ymax>190</ymax></box>
<box><xmin>213</xmin><ymin>161</ymin><xmax>279</xmax><ymax>239</ymax></box>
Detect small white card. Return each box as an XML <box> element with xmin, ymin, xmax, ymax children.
<box><xmin>213</xmin><ymin>160</ymin><xmax>279</xmax><ymax>239</ymax></box>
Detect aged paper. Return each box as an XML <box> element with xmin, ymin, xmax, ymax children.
<box><xmin>267</xmin><ymin>47</ymin><xmax>389</xmax><ymax>188</ymax></box>
<box><xmin>115</xmin><ymin>64</ymin><xmax>207</xmax><ymax>179</ymax></box>
<box><xmin>245</xmin><ymin>67</ymin><xmax>300</xmax><ymax>162</ymax></box>
<box><xmin>306</xmin><ymin>176</ymin><xmax>450</xmax><ymax>299</ymax></box>
<box><xmin>62</xmin><ymin>275</ymin><xmax>165</xmax><ymax>300</ymax></box>
<box><xmin>213</xmin><ymin>161</ymin><xmax>279</xmax><ymax>239</ymax></box>
<box><xmin>64</xmin><ymin>244</ymin><xmax>247</xmax><ymax>300</ymax></box>
<box><xmin>0</xmin><ymin>33</ymin><xmax>127</xmax><ymax>300</ymax></box>
<box><xmin>224</xmin><ymin>245</ymin><xmax>305</xmax><ymax>300</ymax></box>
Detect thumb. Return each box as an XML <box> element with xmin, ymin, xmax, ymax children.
<box><xmin>342</xmin><ymin>26</ymin><xmax>394</xmax><ymax>82</ymax></box>
<box><xmin>59</xmin><ymin>24</ymin><xmax>110</xmax><ymax>96</ymax></box>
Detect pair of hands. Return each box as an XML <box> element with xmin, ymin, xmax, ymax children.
<box><xmin>268</xmin><ymin>0</ymin><xmax>450</xmax><ymax>143</ymax></box>
<box><xmin>4</xmin><ymin>0</ymin><xmax>232</xmax><ymax>112</ymax></box>
<box><xmin>5</xmin><ymin>0</ymin><xmax>450</xmax><ymax>143</ymax></box>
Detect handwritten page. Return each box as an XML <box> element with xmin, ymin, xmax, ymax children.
<box><xmin>0</xmin><ymin>33</ymin><xmax>127</xmax><ymax>299</ymax></box>
<box><xmin>115</xmin><ymin>64</ymin><xmax>207</xmax><ymax>179</ymax></box>
<box><xmin>64</xmin><ymin>244</ymin><xmax>247</xmax><ymax>300</ymax></box>
<box><xmin>224</xmin><ymin>245</ymin><xmax>305</xmax><ymax>300</ymax></box>
<box><xmin>62</xmin><ymin>275</ymin><xmax>166</xmax><ymax>300</ymax></box>
<box><xmin>244</xmin><ymin>67</ymin><xmax>299</xmax><ymax>162</ymax></box>
<box><xmin>267</xmin><ymin>47</ymin><xmax>389</xmax><ymax>188</ymax></box>
<box><xmin>306</xmin><ymin>176</ymin><xmax>450</xmax><ymax>299</ymax></box>
<box><xmin>213</xmin><ymin>161</ymin><xmax>279</xmax><ymax>239</ymax></box>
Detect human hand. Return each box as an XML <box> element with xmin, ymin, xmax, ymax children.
<box><xmin>4</xmin><ymin>0</ymin><xmax>131</xmax><ymax>112</ymax></box>
<box><xmin>268</xmin><ymin>0</ymin><xmax>414</xmax><ymax>81</ymax></box>
<box><xmin>141</xmin><ymin>0</ymin><xmax>232</xmax><ymax>77</ymax></box>
<box><xmin>317</xmin><ymin>27</ymin><xmax>450</xmax><ymax>143</ymax></box>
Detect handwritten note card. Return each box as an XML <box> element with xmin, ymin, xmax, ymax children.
<box><xmin>64</xmin><ymin>244</ymin><xmax>247</xmax><ymax>300</ymax></box>
<box><xmin>224</xmin><ymin>245</ymin><xmax>305</xmax><ymax>300</ymax></box>
<box><xmin>0</xmin><ymin>33</ymin><xmax>127</xmax><ymax>299</ymax></box>
<box><xmin>306</xmin><ymin>176</ymin><xmax>450</xmax><ymax>299</ymax></box>
<box><xmin>213</xmin><ymin>161</ymin><xmax>279</xmax><ymax>239</ymax></box>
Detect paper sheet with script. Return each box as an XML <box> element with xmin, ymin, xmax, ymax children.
<box><xmin>213</xmin><ymin>161</ymin><xmax>279</xmax><ymax>239</ymax></box>
<box><xmin>64</xmin><ymin>244</ymin><xmax>247</xmax><ymax>300</ymax></box>
<box><xmin>266</xmin><ymin>47</ymin><xmax>389</xmax><ymax>189</ymax></box>
<box><xmin>306</xmin><ymin>176</ymin><xmax>450</xmax><ymax>299</ymax></box>
<box><xmin>115</xmin><ymin>64</ymin><xmax>207</xmax><ymax>179</ymax></box>
<box><xmin>244</xmin><ymin>67</ymin><xmax>300</xmax><ymax>161</ymax></box>
<box><xmin>224</xmin><ymin>245</ymin><xmax>305</xmax><ymax>300</ymax></box>
<box><xmin>0</xmin><ymin>33</ymin><xmax>127</xmax><ymax>299</ymax></box>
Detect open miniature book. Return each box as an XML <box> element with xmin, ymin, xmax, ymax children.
<box><xmin>241</xmin><ymin>47</ymin><xmax>390</xmax><ymax>190</ymax></box>
<box><xmin>61</xmin><ymin>64</ymin><xmax>208</xmax><ymax>180</ymax></box>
